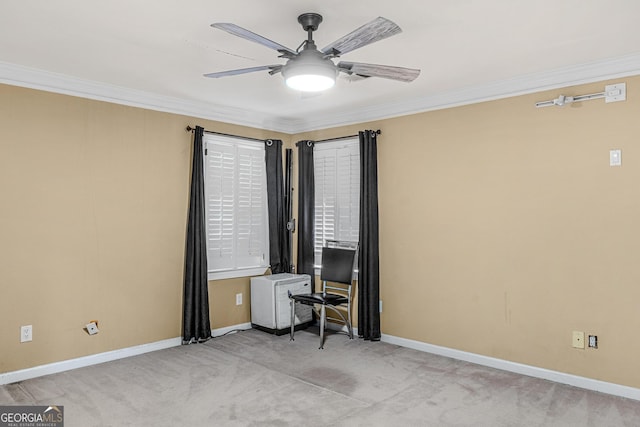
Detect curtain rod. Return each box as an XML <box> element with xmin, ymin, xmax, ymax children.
<box><xmin>187</xmin><ymin>126</ymin><xmax>381</xmax><ymax>145</ymax></box>
<box><xmin>186</xmin><ymin>126</ymin><xmax>269</xmax><ymax>144</ymax></box>
<box><xmin>309</xmin><ymin>129</ymin><xmax>382</xmax><ymax>144</ymax></box>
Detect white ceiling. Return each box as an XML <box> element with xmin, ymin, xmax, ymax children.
<box><xmin>1</xmin><ymin>0</ymin><xmax>640</xmax><ymax>133</ymax></box>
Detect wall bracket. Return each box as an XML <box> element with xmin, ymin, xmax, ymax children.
<box><xmin>535</xmin><ymin>83</ymin><xmax>626</xmax><ymax>108</ymax></box>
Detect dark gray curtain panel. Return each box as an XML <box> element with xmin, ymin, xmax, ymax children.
<box><xmin>182</xmin><ymin>125</ymin><xmax>212</xmax><ymax>344</ymax></box>
<box><xmin>358</xmin><ymin>130</ymin><xmax>381</xmax><ymax>341</ymax></box>
<box><xmin>265</xmin><ymin>139</ymin><xmax>290</xmax><ymax>274</ymax></box>
<box><xmin>296</xmin><ymin>140</ymin><xmax>316</xmax><ymax>290</ymax></box>
<box><xmin>284</xmin><ymin>148</ymin><xmax>293</xmax><ymax>271</ymax></box>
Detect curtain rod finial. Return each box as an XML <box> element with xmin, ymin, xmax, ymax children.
<box><xmin>186</xmin><ymin>126</ymin><xmax>194</xmax><ymax>132</ymax></box>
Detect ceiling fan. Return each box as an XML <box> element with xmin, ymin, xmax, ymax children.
<box><xmin>204</xmin><ymin>13</ymin><xmax>421</xmax><ymax>92</ymax></box>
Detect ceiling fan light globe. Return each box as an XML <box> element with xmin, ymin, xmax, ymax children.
<box><xmin>286</xmin><ymin>74</ymin><xmax>335</xmax><ymax>92</ymax></box>
<box><xmin>282</xmin><ymin>49</ymin><xmax>337</xmax><ymax>92</ymax></box>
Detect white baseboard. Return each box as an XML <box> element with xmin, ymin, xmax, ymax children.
<box><xmin>381</xmin><ymin>333</ymin><xmax>640</xmax><ymax>401</ymax></box>
<box><xmin>0</xmin><ymin>323</ymin><xmax>253</xmax><ymax>386</ymax></box>
<box><xmin>7</xmin><ymin>325</ymin><xmax>634</xmax><ymax>402</ymax></box>
<box><xmin>0</xmin><ymin>337</ymin><xmax>182</xmax><ymax>386</ymax></box>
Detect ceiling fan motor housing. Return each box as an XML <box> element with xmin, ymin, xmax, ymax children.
<box><xmin>297</xmin><ymin>13</ymin><xmax>323</xmax><ymax>32</ymax></box>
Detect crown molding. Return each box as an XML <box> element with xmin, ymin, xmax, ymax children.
<box><xmin>287</xmin><ymin>52</ymin><xmax>640</xmax><ymax>133</ymax></box>
<box><xmin>2</xmin><ymin>54</ymin><xmax>640</xmax><ymax>135</ymax></box>
<box><xmin>0</xmin><ymin>61</ymin><xmax>297</xmax><ymax>133</ymax></box>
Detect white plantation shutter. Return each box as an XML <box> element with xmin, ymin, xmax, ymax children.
<box><xmin>336</xmin><ymin>147</ymin><xmax>360</xmax><ymax>242</ymax></box>
<box><xmin>235</xmin><ymin>145</ymin><xmax>267</xmax><ymax>268</ymax></box>
<box><xmin>203</xmin><ymin>135</ymin><xmax>269</xmax><ymax>278</ymax></box>
<box><xmin>314</xmin><ymin>152</ymin><xmax>336</xmax><ymax>263</ymax></box>
<box><xmin>313</xmin><ymin>138</ymin><xmax>360</xmax><ymax>266</ymax></box>
<box><xmin>205</xmin><ymin>142</ymin><xmax>235</xmax><ymax>271</ymax></box>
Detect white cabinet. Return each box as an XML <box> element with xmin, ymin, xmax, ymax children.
<box><xmin>250</xmin><ymin>273</ymin><xmax>313</xmax><ymax>334</ymax></box>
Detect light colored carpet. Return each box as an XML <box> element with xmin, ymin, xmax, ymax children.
<box><xmin>1</xmin><ymin>327</ymin><xmax>639</xmax><ymax>426</ymax></box>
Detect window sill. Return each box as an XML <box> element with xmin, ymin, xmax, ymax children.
<box><xmin>208</xmin><ymin>266</ymin><xmax>269</xmax><ymax>281</ymax></box>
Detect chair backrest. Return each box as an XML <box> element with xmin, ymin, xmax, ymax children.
<box><xmin>320</xmin><ymin>247</ymin><xmax>356</xmax><ymax>285</ymax></box>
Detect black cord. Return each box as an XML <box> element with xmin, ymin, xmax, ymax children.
<box><xmin>216</xmin><ymin>328</ymin><xmax>253</xmax><ymax>337</ymax></box>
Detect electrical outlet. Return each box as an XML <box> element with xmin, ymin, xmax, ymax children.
<box><xmin>379</xmin><ymin>300</ymin><xmax>383</xmax><ymax>313</ymax></box>
<box><xmin>588</xmin><ymin>335</ymin><xmax>598</xmax><ymax>349</ymax></box>
<box><xmin>21</xmin><ymin>325</ymin><xmax>32</xmax><ymax>343</ymax></box>
<box><xmin>236</xmin><ymin>293</ymin><xmax>242</xmax><ymax>306</ymax></box>
<box><xmin>572</xmin><ymin>331</ymin><xmax>585</xmax><ymax>349</ymax></box>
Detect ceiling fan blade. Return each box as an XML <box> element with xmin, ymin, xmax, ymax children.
<box><xmin>204</xmin><ymin>65</ymin><xmax>282</xmax><ymax>78</ymax></box>
<box><xmin>337</xmin><ymin>61</ymin><xmax>420</xmax><ymax>82</ymax></box>
<box><xmin>322</xmin><ymin>17</ymin><xmax>401</xmax><ymax>56</ymax></box>
<box><xmin>211</xmin><ymin>23</ymin><xmax>296</xmax><ymax>56</ymax></box>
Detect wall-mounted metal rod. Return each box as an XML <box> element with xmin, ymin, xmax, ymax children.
<box><xmin>315</xmin><ymin>129</ymin><xmax>381</xmax><ymax>143</ymax></box>
<box><xmin>535</xmin><ymin>83</ymin><xmax>626</xmax><ymax>108</ymax></box>
<box><xmin>188</xmin><ymin>125</ymin><xmax>382</xmax><ymax>145</ymax></box>
<box><xmin>535</xmin><ymin>92</ymin><xmax>605</xmax><ymax>108</ymax></box>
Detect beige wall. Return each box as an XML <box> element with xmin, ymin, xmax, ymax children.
<box><xmin>0</xmin><ymin>84</ymin><xmax>287</xmax><ymax>373</ymax></box>
<box><xmin>294</xmin><ymin>76</ymin><xmax>640</xmax><ymax>389</ymax></box>
<box><xmin>2</xmin><ymin>74</ymin><xmax>639</xmax><ymax>390</ymax></box>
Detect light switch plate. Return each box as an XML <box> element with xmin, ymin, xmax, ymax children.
<box><xmin>610</xmin><ymin>150</ymin><xmax>621</xmax><ymax>166</ymax></box>
<box><xmin>572</xmin><ymin>331</ymin><xmax>585</xmax><ymax>349</ymax></box>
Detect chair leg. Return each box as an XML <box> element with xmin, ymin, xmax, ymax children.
<box><xmin>319</xmin><ymin>304</ymin><xmax>326</xmax><ymax>349</ymax></box>
<box><xmin>289</xmin><ymin>298</ymin><xmax>295</xmax><ymax>341</ymax></box>
<box><xmin>347</xmin><ymin>306</ymin><xmax>354</xmax><ymax>339</ymax></box>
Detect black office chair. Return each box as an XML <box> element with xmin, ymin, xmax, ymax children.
<box><xmin>289</xmin><ymin>246</ymin><xmax>357</xmax><ymax>349</ymax></box>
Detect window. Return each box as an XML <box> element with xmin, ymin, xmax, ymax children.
<box><xmin>314</xmin><ymin>138</ymin><xmax>360</xmax><ymax>266</ymax></box>
<box><xmin>203</xmin><ymin>134</ymin><xmax>269</xmax><ymax>280</ymax></box>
